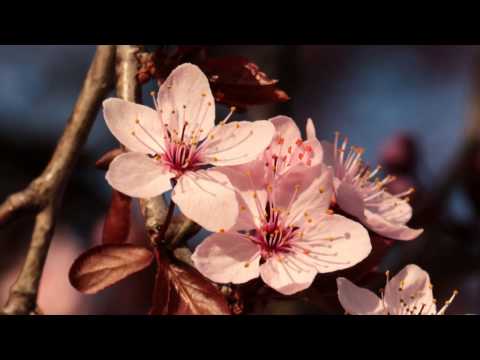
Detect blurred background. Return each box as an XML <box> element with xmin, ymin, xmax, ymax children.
<box><xmin>1</xmin><ymin>45</ymin><xmax>479</xmax><ymax>314</ymax></box>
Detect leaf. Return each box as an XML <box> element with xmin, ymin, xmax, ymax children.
<box><xmin>151</xmin><ymin>254</ymin><xmax>230</xmax><ymax>315</ymax></box>
<box><xmin>102</xmin><ymin>190</ymin><xmax>132</xmax><ymax>244</ymax></box>
<box><xmin>69</xmin><ymin>244</ymin><xmax>154</xmax><ymax>294</ymax></box>
<box><xmin>149</xmin><ymin>46</ymin><xmax>289</xmax><ymax>109</ymax></box>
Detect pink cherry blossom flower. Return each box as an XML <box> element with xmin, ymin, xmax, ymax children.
<box><xmin>103</xmin><ymin>63</ymin><xmax>275</xmax><ymax>231</ymax></box>
<box><xmin>337</xmin><ymin>264</ymin><xmax>458</xmax><ymax>315</ymax></box>
<box><xmin>262</xmin><ymin>116</ymin><xmax>323</xmax><ymax>179</ymax></box>
<box><xmin>192</xmin><ymin>159</ymin><xmax>371</xmax><ymax>295</ymax></box>
<box><xmin>318</xmin><ymin>131</ymin><xmax>423</xmax><ymax>241</ymax></box>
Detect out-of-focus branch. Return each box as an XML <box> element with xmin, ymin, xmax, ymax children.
<box><xmin>415</xmin><ymin>52</ymin><xmax>480</xmax><ymax>225</ymax></box>
<box><xmin>1</xmin><ymin>45</ymin><xmax>116</xmax><ymax>314</ymax></box>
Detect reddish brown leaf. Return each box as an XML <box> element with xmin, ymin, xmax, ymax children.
<box><xmin>69</xmin><ymin>244</ymin><xmax>154</xmax><ymax>294</ymax></box>
<box><xmin>151</xmin><ymin>254</ymin><xmax>230</xmax><ymax>315</ymax></box>
<box><xmin>102</xmin><ymin>190</ymin><xmax>132</xmax><ymax>244</ymax></box>
<box><xmin>95</xmin><ymin>148</ymin><xmax>124</xmax><ymax>170</ymax></box>
<box><xmin>148</xmin><ymin>46</ymin><xmax>289</xmax><ymax>109</ymax></box>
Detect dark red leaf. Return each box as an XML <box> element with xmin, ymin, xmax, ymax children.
<box><xmin>95</xmin><ymin>148</ymin><xmax>125</xmax><ymax>170</ymax></box>
<box><xmin>69</xmin><ymin>244</ymin><xmax>154</xmax><ymax>294</ymax></box>
<box><xmin>102</xmin><ymin>190</ymin><xmax>132</xmax><ymax>244</ymax></box>
<box><xmin>151</xmin><ymin>253</ymin><xmax>230</xmax><ymax>315</ymax></box>
<box><xmin>148</xmin><ymin>46</ymin><xmax>289</xmax><ymax>109</ymax></box>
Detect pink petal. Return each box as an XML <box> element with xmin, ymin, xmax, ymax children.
<box><xmin>366</xmin><ymin>191</ymin><xmax>412</xmax><ymax>224</ymax></box>
<box><xmin>270</xmin><ymin>115</ymin><xmax>301</xmax><ymax>145</ymax></box>
<box><xmin>260</xmin><ymin>256</ymin><xmax>317</xmax><ymax>295</ymax></box>
<box><xmin>274</xmin><ymin>164</ymin><xmax>333</xmax><ymax>226</ymax></box>
<box><xmin>320</xmin><ymin>140</ymin><xmax>335</xmax><ymax>168</ymax></box>
<box><xmin>200</xmin><ymin>120</ymin><xmax>275</xmax><ymax>166</ymax></box>
<box><xmin>172</xmin><ymin>168</ymin><xmax>239</xmax><ymax>232</ymax></box>
<box><xmin>336</xmin><ymin>181</ymin><xmax>365</xmax><ymax>220</ymax></box>
<box><xmin>105</xmin><ymin>152</ymin><xmax>174</xmax><ymax>198</ymax></box>
<box><xmin>384</xmin><ymin>264</ymin><xmax>436</xmax><ymax>315</ymax></box>
<box><xmin>336</xmin><ymin>277</ymin><xmax>384</xmax><ymax>315</ymax></box>
<box><xmin>192</xmin><ymin>232</ymin><xmax>261</xmax><ymax>284</ymax></box>
<box><xmin>301</xmin><ymin>214</ymin><xmax>371</xmax><ymax>273</ymax></box>
<box><xmin>306</xmin><ymin>118</ymin><xmax>317</xmax><ymax>140</ymax></box>
<box><xmin>217</xmin><ymin>160</ymin><xmax>268</xmax><ymax>231</ymax></box>
<box><xmin>363</xmin><ymin>210</ymin><xmax>423</xmax><ymax>241</ymax></box>
<box><xmin>103</xmin><ymin>98</ymin><xmax>164</xmax><ymax>154</ymax></box>
<box><xmin>157</xmin><ymin>63</ymin><xmax>215</xmax><ymax>140</ymax></box>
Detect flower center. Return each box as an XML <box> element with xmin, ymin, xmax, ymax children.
<box><xmin>159</xmin><ymin>140</ymin><xmax>202</xmax><ymax>175</ymax></box>
<box><xmin>252</xmin><ymin>203</ymin><xmax>300</xmax><ymax>260</ymax></box>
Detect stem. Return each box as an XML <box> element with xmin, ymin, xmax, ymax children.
<box><xmin>1</xmin><ymin>45</ymin><xmax>116</xmax><ymax>314</ymax></box>
<box><xmin>156</xmin><ymin>200</ymin><xmax>176</xmax><ymax>245</ymax></box>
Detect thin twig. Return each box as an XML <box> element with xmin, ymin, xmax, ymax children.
<box><xmin>1</xmin><ymin>45</ymin><xmax>116</xmax><ymax>314</ymax></box>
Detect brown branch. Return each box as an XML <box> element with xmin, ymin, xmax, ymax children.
<box><xmin>1</xmin><ymin>45</ymin><xmax>116</xmax><ymax>314</ymax></box>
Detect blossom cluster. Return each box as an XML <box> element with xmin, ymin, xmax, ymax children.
<box><xmin>102</xmin><ymin>63</ymin><xmax>456</xmax><ymax>314</ymax></box>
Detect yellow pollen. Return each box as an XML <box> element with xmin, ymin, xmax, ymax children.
<box><xmin>236</xmin><ymin>124</ymin><xmax>240</xmax><ymax>129</ymax></box>
<box><xmin>131</xmin><ymin>131</ymin><xmax>136</xmax><ymax>136</ymax></box>
<box><xmin>219</xmin><ymin>228</ymin><xmax>225</xmax><ymax>233</ymax></box>
<box><xmin>244</xmin><ymin>262</ymin><xmax>250</xmax><ymax>268</ymax></box>
<box><xmin>171</xmin><ymin>110</ymin><xmax>176</xmax><ymax>114</ymax></box>
<box><xmin>135</xmin><ymin>119</ymin><xmax>140</xmax><ymax>124</ymax></box>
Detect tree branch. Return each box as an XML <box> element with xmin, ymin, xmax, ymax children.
<box><xmin>1</xmin><ymin>45</ymin><xmax>116</xmax><ymax>314</ymax></box>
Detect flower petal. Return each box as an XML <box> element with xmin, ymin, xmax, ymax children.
<box><xmin>270</xmin><ymin>115</ymin><xmax>301</xmax><ymax>146</ymax></box>
<box><xmin>172</xmin><ymin>168</ymin><xmax>239</xmax><ymax>232</ymax></box>
<box><xmin>157</xmin><ymin>63</ymin><xmax>215</xmax><ymax>140</ymax></box>
<box><xmin>260</xmin><ymin>256</ymin><xmax>317</xmax><ymax>295</ymax></box>
<box><xmin>192</xmin><ymin>232</ymin><xmax>261</xmax><ymax>284</ymax></box>
<box><xmin>384</xmin><ymin>264</ymin><xmax>436</xmax><ymax>315</ymax></box>
<box><xmin>336</xmin><ymin>181</ymin><xmax>365</xmax><ymax>220</ymax></box>
<box><xmin>105</xmin><ymin>152</ymin><xmax>174</xmax><ymax>198</ymax></box>
<box><xmin>320</xmin><ymin>140</ymin><xmax>335</xmax><ymax>168</ymax></box>
<box><xmin>216</xmin><ymin>160</ymin><xmax>268</xmax><ymax>231</ymax></box>
<box><xmin>306</xmin><ymin>118</ymin><xmax>317</xmax><ymax>140</ymax></box>
<box><xmin>274</xmin><ymin>164</ymin><xmax>333</xmax><ymax>226</ymax></box>
<box><xmin>103</xmin><ymin>98</ymin><xmax>164</xmax><ymax>154</ymax></box>
<box><xmin>366</xmin><ymin>191</ymin><xmax>413</xmax><ymax>224</ymax></box>
<box><xmin>336</xmin><ymin>277</ymin><xmax>384</xmax><ymax>315</ymax></box>
<box><xmin>301</xmin><ymin>214</ymin><xmax>371</xmax><ymax>273</ymax></box>
<box><xmin>363</xmin><ymin>210</ymin><xmax>423</xmax><ymax>241</ymax></box>
<box><xmin>201</xmin><ymin>120</ymin><xmax>275</xmax><ymax>166</ymax></box>
<box><xmin>304</xmin><ymin>119</ymin><xmax>324</xmax><ymax>166</ymax></box>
